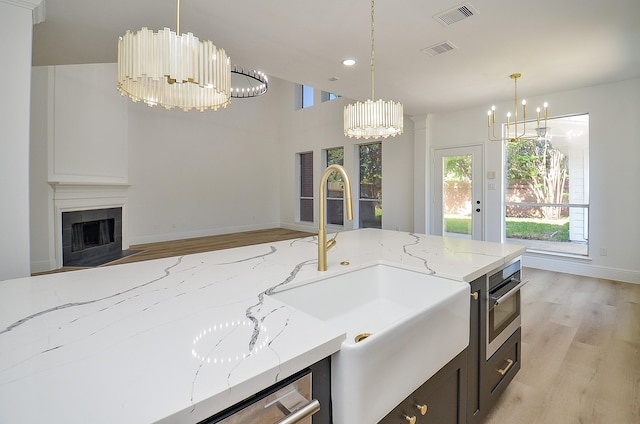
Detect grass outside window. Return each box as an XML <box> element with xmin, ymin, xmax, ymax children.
<box><xmin>445</xmin><ymin>215</ymin><xmax>570</xmax><ymax>242</ymax></box>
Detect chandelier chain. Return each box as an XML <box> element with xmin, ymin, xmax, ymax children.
<box><xmin>176</xmin><ymin>0</ymin><xmax>180</xmax><ymax>34</ymax></box>
<box><xmin>371</xmin><ymin>0</ymin><xmax>375</xmax><ymax>101</ymax></box>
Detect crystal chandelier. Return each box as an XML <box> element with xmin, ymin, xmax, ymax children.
<box><xmin>117</xmin><ymin>0</ymin><xmax>231</xmax><ymax>112</ymax></box>
<box><xmin>344</xmin><ymin>0</ymin><xmax>403</xmax><ymax>139</ymax></box>
<box><xmin>487</xmin><ymin>73</ymin><xmax>548</xmax><ymax>142</ymax></box>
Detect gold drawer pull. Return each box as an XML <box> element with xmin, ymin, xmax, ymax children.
<box><xmin>415</xmin><ymin>403</ymin><xmax>428</xmax><ymax>415</ymax></box>
<box><xmin>471</xmin><ymin>291</ymin><xmax>479</xmax><ymax>300</ymax></box>
<box><xmin>497</xmin><ymin>358</ymin><xmax>514</xmax><ymax>376</ymax></box>
<box><xmin>404</xmin><ymin>415</ymin><xmax>417</xmax><ymax>424</ymax></box>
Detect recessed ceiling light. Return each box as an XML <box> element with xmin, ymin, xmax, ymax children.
<box><xmin>342</xmin><ymin>59</ymin><xmax>356</xmax><ymax>66</ymax></box>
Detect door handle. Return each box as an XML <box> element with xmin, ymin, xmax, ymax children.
<box><xmin>491</xmin><ymin>279</ymin><xmax>528</xmax><ymax>307</ymax></box>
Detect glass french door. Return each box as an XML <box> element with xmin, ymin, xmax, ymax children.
<box><xmin>433</xmin><ymin>145</ymin><xmax>483</xmax><ymax>240</ymax></box>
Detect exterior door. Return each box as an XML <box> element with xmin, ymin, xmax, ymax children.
<box><xmin>433</xmin><ymin>145</ymin><xmax>483</xmax><ymax>240</ymax></box>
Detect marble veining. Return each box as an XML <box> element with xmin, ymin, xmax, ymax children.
<box><xmin>402</xmin><ymin>233</ymin><xmax>436</xmax><ymax>274</ymax></box>
<box><xmin>0</xmin><ymin>229</ymin><xmax>523</xmax><ymax>424</ymax></box>
<box><xmin>0</xmin><ymin>256</ymin><xmax>184</xmax><ymax>336</ymax></box>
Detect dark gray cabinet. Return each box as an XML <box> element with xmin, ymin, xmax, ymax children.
<box><xmin>485</xmin><ymin>328</ymin><xmax>521</xmax><ymax>405</ymax></box>
<box><xmin>378</xmin><ymin>349</ymin><xmax>467</xmax><ymax>424</ymax></box>
<box><xmin>467</xmin><ymin>273</ymin><xmax>522</xmax><ymax>424</ymax></box>
<box><xmin>467</xmin><ymin>275</ymin><xmax>486</xmax><ymax>424</ymax></box>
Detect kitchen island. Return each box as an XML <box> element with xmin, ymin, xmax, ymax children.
<box><xmin>0</xmin><ymin>229</ymin><xmax>524</xmax><ymax>424</ymax></box>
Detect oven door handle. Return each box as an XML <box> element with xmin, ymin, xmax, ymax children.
<box><xmin>275</xmin><ymin>399</ymin><xmax>320</xmax><ymax>424</ymax></box>
<box><xmin>490</xmin><ymin>279</ymin><xmax>528</xmax><ymax>307</ymax></box>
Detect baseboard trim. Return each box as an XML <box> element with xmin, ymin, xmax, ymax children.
<box><xmin>523</xmin><ymin>254</ymin><xmax>640</xmax><ymax>284</ymax></box>
<box><xmin>30</xmin><ymin>260</ymin><xmax>56</xmax><ymax>274</ymax></box>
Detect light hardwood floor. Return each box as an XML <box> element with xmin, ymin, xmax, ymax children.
<box><xmin>482</xmin><ymin>268</ymin><xmax>640</xmax><ymax>424</ymax></box>
<box><xmin>36</xmin><ymin>228</ymin><xmax>314</xmax><ymax>274</ymax></box>
<box><xmin>105</xmin><ymin>228</ymin><xmax>314</xmax><ymax>266</ymax></box>
<box><xmin>37</xmin><ymin>230</ymin><xmax>640</xmax><ymax>422</ymax></box>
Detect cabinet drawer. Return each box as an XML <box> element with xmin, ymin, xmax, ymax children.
<box><xmin>378</xmin><ymin>350</ymin><xmax>467</xmax><ymax>424</ymax></box>
<box><xmin>485</xmin><ymin>328</ymin><xmax>521</xmax><ymax>398</ymax></box>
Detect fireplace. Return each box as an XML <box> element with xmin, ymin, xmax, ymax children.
<box><xmin>62</xmin><ymin>207</ymin><xmax>123</xmax><ymax>266</ymax></box>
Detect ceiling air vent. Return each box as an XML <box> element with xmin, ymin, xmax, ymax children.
<box><xmin>434</xmin><ymin>3</ymin><xmax>478</xmax><ymax>26</ymax></box>
<box><xmin>421</xmin><ymin>41</ymin><xmax>457</xmax><ymax>57</ymax></box>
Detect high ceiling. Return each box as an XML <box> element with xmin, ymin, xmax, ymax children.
<box><xmin>32</xmin><ymin>0</ymin><xmax>640</xmax><ymax>116</ymax></box>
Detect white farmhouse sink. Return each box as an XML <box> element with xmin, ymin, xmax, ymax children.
<box><xmin>270</xmin><ymin>263</ymin><xmax>470</xmax><ymax>424</ymax></box>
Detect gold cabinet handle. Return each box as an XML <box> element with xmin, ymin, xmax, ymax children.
<box><xmin>471</xmin><ymin>291</ymin><xmax>479</xmax><ymax>300</ymax></box>
<box><xmin>415</xmin><ymin>404</ymin><xmax>428</xmax><ymax>415</ymax></box>
<box><xmin>404</xmin><ymin>415</ymin><xmax>417</xmax><ymax>424</ymax></box>
<box><xmin>497</xmin><ymin>358</ymin><xmax>514</xmax><ymax>376</ymax></box>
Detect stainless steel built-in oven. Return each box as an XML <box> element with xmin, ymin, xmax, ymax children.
<box><xmin>486</xmin><ymin>259</ymin><xmax>527</xmax><ymax>359</ymax></box>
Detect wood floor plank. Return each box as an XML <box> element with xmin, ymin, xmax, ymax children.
<box><xmin>107</xmin><ymin>228</ymin><xmax>314</xmax><ymax>266</ymax></box>
<box><xmin>34</xmin><ymin>228</ymin><xmax>315</xmax><ymax>274</ymax></box>
<box><xmin>483</xmin><ymin>269</ymin><xmax>640</xmax><ymax>424</ymax></box>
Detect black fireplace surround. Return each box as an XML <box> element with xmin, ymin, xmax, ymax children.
<box><xmin>62</xmin><ymin>207</ymin><xmax>123</xmax><ymax>267</ymax></box>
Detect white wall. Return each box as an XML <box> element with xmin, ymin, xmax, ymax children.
<box><xmin>278</xmin><ymin>83</ymin><xmax>416</xmax><ymax>234</ymax></box>
<box><xmin>30</xmin><ymin>64</ymin><xmax>286</xmax><ymax>265</ymax></box>
<box><xmin>126</xmin><ymin>79</ymin><xmax>285</xmax><ymax>244</ymax></box>
<box><xmin>0</xmin><ymin>1</ymin><xmax>39</xmax><ymax>280</ymax></box>
<box><xmin>48</xmin><ymin>64</ymin><xmax>128</xmax><ymax>184</ymax></box>
<box><xmin>427</xmin><ymin>77</ymin><xmax>640</xmax><ymax>283</ymax></box>
<box><xmin>29</xmin><ymin>67</ymin><xmax>55</xmax><ymax>273</ymax></box>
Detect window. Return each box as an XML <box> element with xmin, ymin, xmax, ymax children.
<box><xmin>325</xmin><ymin>147</ymin><xmax>345</xmax><ymax>225</ymax></box>
<box><xmin>302</xmin><ymin>85</ymin><xmax>314</xmax><ymax>108</ymax></box>
<box><xmin>299</xmin><ymin>152</ymin><xmax>314</xmax><ymax>222</ymax></box>
<box><xmin>321</xmin><ymin>91</ymin><xmax>341</xmax><ymax>102</ymax></box>
<box><xmin>505</xmin><ymin>114</ymin><xmax>589</xmax><ymax>255</ymax></box>
<box><xmin>359</xmin><ymin>142</ymin><xmax>382</xmax><ymax>229</ymax></box>
<box><xmin>294</xmin><ymin>84</ymin><xmax>315</xmax><ymax>110</ymax></box>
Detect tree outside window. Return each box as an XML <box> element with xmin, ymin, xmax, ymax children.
<box><xmin>505</xmin><ymin>114</ymin><xmax>589</xmax><ymax>255</ymax></box>
<box><xmin>325</xmin><ymin>147</ymin><xmax>345</xmax><ymax>225</ymax></box>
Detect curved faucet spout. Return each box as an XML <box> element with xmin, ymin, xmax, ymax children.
<box><xmin>318</xmin><ymin>164</ymin><xmax>354</xmax><ymax>271</ymax></box>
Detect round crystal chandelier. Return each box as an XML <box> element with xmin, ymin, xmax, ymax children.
<box><xmin>117</xmin><ymin>0</ymin><xmax>231</xmax><ymax>112</ymax></box>
<box><xmin>344</xmin><ymin>0</ymin><xmax>403</xmax><ymax>139</ymax></box>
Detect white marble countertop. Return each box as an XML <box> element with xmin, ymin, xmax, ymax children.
<box><xmin>0</xmin><ymin>229</ymin><xmax>524</xmax><ymax>424</ymax></box>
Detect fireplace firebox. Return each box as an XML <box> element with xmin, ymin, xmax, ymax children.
<box><xmin>62</xmin><ymin>208</ymin><xmax>123</xmax><ymax>267</ymax></box>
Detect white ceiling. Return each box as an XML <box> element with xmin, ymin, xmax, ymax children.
<box><xmin>32</xmin><ymin>0</ymin><xmax>640</xmax><ymax>116</ymax></box>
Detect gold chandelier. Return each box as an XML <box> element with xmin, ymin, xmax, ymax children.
<box><xmin>117</xmin><ymin>0</ymin><xmax>231</xmax><ymax>112</ymax></box>
<box><xmin>487</xmin><ymin>73</ymin><xmax>548</xmax><ymax>142</ymax></box>
<box><xmin>344</xmin><ymin>0</ymin><xmax>403</xmax><ymax>139</ymax></box>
